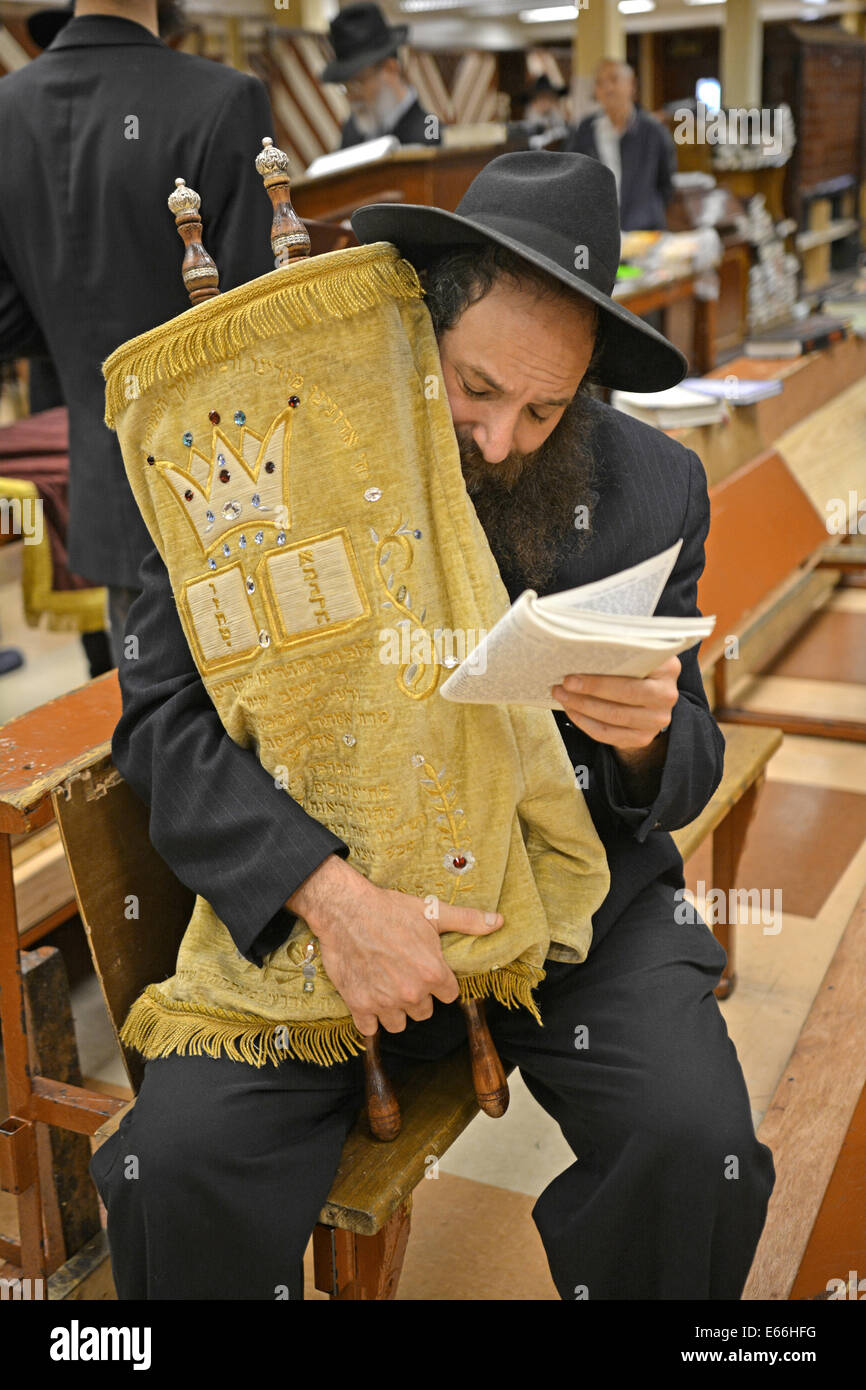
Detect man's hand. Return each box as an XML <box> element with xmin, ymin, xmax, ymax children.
<box><xmin>552</xmin><ymin>654</ymin><xmax>680</xmax><ymax>751</ymax></box>
<box><xmin>286</xmin><ymin>855</ymin><xmax>503</xmax><ymax>1036</ymax></box>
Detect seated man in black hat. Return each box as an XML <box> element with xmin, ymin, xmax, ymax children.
<box><xmin>97</xmin><ymin>151</ymin><xmax>774</xmax><ymax>1302</ymax></box>
<box><xmin>322</xmin><ymin>1</ymin><xmax>442</xmax><ymax>151</ymax></box>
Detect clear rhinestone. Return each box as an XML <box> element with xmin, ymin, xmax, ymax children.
<box><xmin>343</xmin><ymin>734</ymin><xmax>356</xmax><ymax>746</ymax></box>
<box><xmin>217</xmin><ymin>453</ymin><xmax>226</xmax><ymax>466</ymax></box>
<box><xmin>208</xmin><ymin>557</ymin><xmax>217</xmax><ymax>571</ymax></box>
<box><xmin>443</xmin><ymin>656</ymin><xmax>459</xmax><ymax>668</ymax></box>
<box><xmin>246</xmin><ymin>577</ymin><xmax>255</xmax><ymax>593</ymax></box>
<box><xmin>254</xmin><ymin>530</ymin><xmax>264</xmax><ymax>544</ymax></box>
<box><xmin>240</xmin><ymin>535</ymin><xmax>247</xmax><ymax>548</ymax></box>
<box><xmin>222</xmin><ymin>500</ymin><xmax>241</xmax><ymax>520</ymax></box>
<box><xmin>410</xmin><ymin>753</ymin><xmax>425</xmax><ymax>767</ymax></box>
<box><xmin>364</xmin><ymin>487</ymin><xmax>382</xmax><ymax>502</ymax></box>
<box><xmin>251</xmin><ymin>493</ymin><xmax>261</xmax><ymax>508</ymax></box>
<box><xmin>182</xmin><ymin>431</ymin><xmax>193</xmax><ymax>447</ymax></box>
<box><xmin>276</xmin><ymin>531</ymin><xmax>286</xmax><ymax>545</ymax></box>
<box><xmin>205</xmin><ymin>509</ymin><xmax>215</xmax><ymax>523</ymax></box>
<box><xmin>258</xmin><ymin>630</ymin><xmax>270</xmax><ymax>647</ymax></box>
<box><xmin>222</xmin><ymin>542</ymin><xmax>230</xmax><ymax>556</ymax></box>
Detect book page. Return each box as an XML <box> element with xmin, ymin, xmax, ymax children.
<box><xmin>440</xmin><ymin>591</ymin><xmax>713</xmax><ymax>707</ymax></box>
<box><xmin>539</xmin><ymin>539</ymin><xmax>683</xmax><ymax>619</ymax></box>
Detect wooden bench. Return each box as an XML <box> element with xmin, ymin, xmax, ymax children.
<box><xmin>0</xmin><ymin>671</ymin><xmax>779</xmax><ymax>1297</ymax></box>
<box><xmin>744</xmin><ymin>881</ymin><xmax>866</xmax><ymax>1300</ymax></box>
<box><xmin>698</xmin><ymin>446</ymin><xmax>866</xmax><ymax>742</ymax></box>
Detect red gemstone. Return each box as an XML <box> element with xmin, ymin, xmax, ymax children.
<box><xmin>184</xmin><ymin>489</ymin><xmax>194</xmax><ymax>502</ymax></box>
<box><xmin>208</xmin><ymin>410</ymin><xmax>220</xmax><ymax>424</ymax></box>
<box><xmin>288</xmin><ymin>396</ymin><xmax>300</xmax><ymax>408</ymax></box>
<box><xmin>452</xmin><ymin>855</ymin><xmax>467</xmax><ymax>869</ymax></box>
<box><xmin>219</xmin><ymin>468</ymin><xmax>230</xmax><ymax>483</ymax></box>
<box><xmin>264</xmin><ymin>460</ymin><xmax>275</xmax><ymax>474</ymax></box>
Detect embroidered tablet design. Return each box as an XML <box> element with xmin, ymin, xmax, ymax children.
<box><xmin>180</xmin><ymin>563</ymin><xmax>261</xmax><ymax>672</ymax></box>
<box><xmin>262</xmin><ymin>528</ymin><xmax>370</xmax><ymax>649</ymax></box>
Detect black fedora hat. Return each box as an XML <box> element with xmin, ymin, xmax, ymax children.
<box><xmin>522</xmin><ymin>74</ymin><xmax>568</xmax><ymax>100</ymax></box>
<box><xmin>351</xmin><ymin>150</ymin><xmax>687</xmax><ymax>393</ymax></box>
<box><xmin>27</xmin><ymin>0</ymin><xmax>74</xmax><ymax>50</ymax></box>
<box><xmin>321</xmin><ymin>3</ymin><xmax>409</xmax><ymax>85</ymax></box>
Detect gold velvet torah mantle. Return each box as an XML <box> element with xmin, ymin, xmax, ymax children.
<box><xmin>103</xmin><ymin>242</ymin><xmax>611</xmax><ymax>1067</ymax></box>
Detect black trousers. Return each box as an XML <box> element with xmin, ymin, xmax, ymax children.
<box><xmin>90</xmin><ymin>879</ymin><xmax>775</xmax><ymax>1300</ymax></box>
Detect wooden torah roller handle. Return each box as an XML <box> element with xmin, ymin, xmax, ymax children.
<box><xmin>361</xmin><ymin>1031</ymin><xmax>401</xmax><ymax>1142</ymax></box>
<box><xmin>460</xmin><ymin>997</ymin><xmax>509</xmax><ymax>1118</ymax></box>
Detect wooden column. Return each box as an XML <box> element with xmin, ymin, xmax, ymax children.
<box><xmin>572</xmin><ymin>0</ymin><xmax>626</xmax><ymax>117</ymax></box>
<box><xmin>638</xmin><ymin>31</ymin><xmax>656</xmax><ymax>111</ymax></box>
<box><xmin>722</xmin><ymin>0</ymin><xmax>763</xmax><ymax>109</ymax></box>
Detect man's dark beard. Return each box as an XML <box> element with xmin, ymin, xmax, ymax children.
<box><xmin>457</xmin><ymin>389</ymin><xmax>599</xmax><ymax>593</ymax></box>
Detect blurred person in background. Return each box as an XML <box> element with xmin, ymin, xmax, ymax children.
<box><xmin>322</xmin><ymin>2</ymin><xmax>442</xmax><ymax>151</ymax></box>
<box><xmin>564</xmin><ymin>58</ymin><xmax>675</xmax><ymax>232</ymax></box>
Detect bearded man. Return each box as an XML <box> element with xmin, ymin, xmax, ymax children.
<box><xmin>97</xmin><ymin>152</ymin><xmax>775</xmax><ymax>1301</ymax></box>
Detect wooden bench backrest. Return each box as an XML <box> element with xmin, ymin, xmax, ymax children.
<box><xmin>699</xmin><ymin>448</ymin><xmax>829</xmax><ymax>651</ymax></box>
<box><xmin>51</xmin><ymin>761</ymin><xmax>194</xmax><ymax>1095</ymax></box>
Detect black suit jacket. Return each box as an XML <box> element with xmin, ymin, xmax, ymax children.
<box><xmin>562</xmin><ymin>109</ymin><xmax>675</xmax><ymax>232</ymax></box>
<box><xmin>111</xmin><ymin>393</ymin><xmax>724</xmax><ymax>965</ymax></box>
<box><xmin>0</xmin><ymin>14</ymin><xmax>276</xmax><ymax>588</ymax></box>
<box><xmin>339</xmin><ymin>96</ymin><xmax>442</xmax><ymax>150</ymax></box>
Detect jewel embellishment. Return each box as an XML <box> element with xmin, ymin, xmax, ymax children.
<box><xmin>234</xmin><ymin>410</ymin><xmax>246</xmax><ymax>426</ymax></box>
<box><xmin>222</xmin><ymin>542</ymin><xmax>230</xmax><ymax>556</ymax></box>
<box><xmin>444</xmin><ymin>849</ymin><xmax>475</xmax><ymax>874</ymax></box>
<box><xmin>219</xmin><ymin>469</ymin><xmax>230</xmax><ymax>483</ymax></box>
<box><xmin>222</xmin><ymin>500</ymin><xmax>241</xmax><ymax>520</ymax></box>
<box><xmin>254</xmin><ymin>530</ymin><xmax>264</xmax><ymax>544</ymax></box>
<box><xmin>239</xmin><ymin>534</ymin><xmax>247</xmax><ymax>548</ymax></box>
<box><xmin>301</xmin><ymin>943</ymin><xmax>318</xmax><ymax>994</ymax></box>
<box><xmin>411</xmin><ymin>754</ymin><xmax>425</xmax><ymax>767</ymax></box>
<box><xmin>276</xmin><ymin>531</ymin><xmax>286</xmax><ymax>545</ymax></box>
<box><xmin>146</xmin><ymin>455</ymin><xmax>155</xmax><ymax>464</ymax></box>
<box><xmin>258</xmin><ymin>630</ymin><xmax>270</xmax><ymax>647</ymax></box>
<box><xmin>264</xmin><ymin>460</ymin><xmax>275</xmax><ymax>474</ymax></box>
<box><xmin>288</xmin><ymin>396</ymin><xmax>300</xmax><ymax>409</ymax></box>
<box><xmin>251</xmin><ymin>494</ymin><xmax>261</xmax><ymax>508</ymax></box>
<box><xmin>208</xmin><ymin>411</ymin><xmax>220</xmax><ymax>424</ymax></box>
<box><xmin>342</xmin><ymin>734</ymin><xmax>356</xmax><ymax>746</ymax></box>
<box><xmin>184</xmin><ymin>489</ymin><xmax>194</xmax><ymax>502</ymax></box>
<box><xmin>182</xmin><ymin>432</ymin><xmax>193</xmax><ymax>447</ymax></box>
<box><xmin>208</xmin><ymin>557</ymin><xmax>217</xmax><ymax>570</ymax></box>
<box><xmin>205</xmin><ymin>510</ymin><xmax>215</xmax><ymax>523</ymax></box>
<box><xmin>364</xmin><ymin>487</ymin><xmax>382</xmax><ymax>502</ymax></box>
<box><xmin>246</xmin><ymin>577</ymin><xmax>255</xmax><ymax>593</ymax></box>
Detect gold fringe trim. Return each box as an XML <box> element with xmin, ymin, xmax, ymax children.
<box><xmin>458</xmin><ymin>961</ymin><xmax>544</xmax><ymax>1025</ymax></box>
<box><xmin>102</xmin><ymin>243</ymin><xmax>423</xmax><ymax>431</ymax></box>
<box><xmin>121</xmin><ymin>962</ymin><xmax>545</xmax><ymax>1068</ymax></box>
<box><xmin>119</xmin><ymin>985</ymin><xmax>365</xmax><ymax>1067</ymax></box>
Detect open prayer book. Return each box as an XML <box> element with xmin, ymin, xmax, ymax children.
<box><xmin>439</xmin><ymin>540</ymin><xmax>716</xmax><ymax>709</ymax></box>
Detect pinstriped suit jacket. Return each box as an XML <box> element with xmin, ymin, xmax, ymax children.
<box><xmin>111</xmin><ymin>395</ymin><xmax>724</xmax><ymax>963</ymax></box>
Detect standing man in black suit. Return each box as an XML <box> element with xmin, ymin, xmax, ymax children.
<box><xmin>321</xmin><ymin>2</ymin><xmax>442</xmax><ymax>151</ymax></box>
<box><xmin>98</xmin><ymin>153</ymin><xmax>775</xmax><ymax>1301</ymax></box>
<box><xmin>0</xmin><ymin>0</ymin><xmax>276</xmax><ymax>660</ymax></box>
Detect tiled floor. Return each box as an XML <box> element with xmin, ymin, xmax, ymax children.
<box><xmin>1</xmin><ymin>555</ymin><xmax>864</xmax><ymax>1299</ymax></box>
